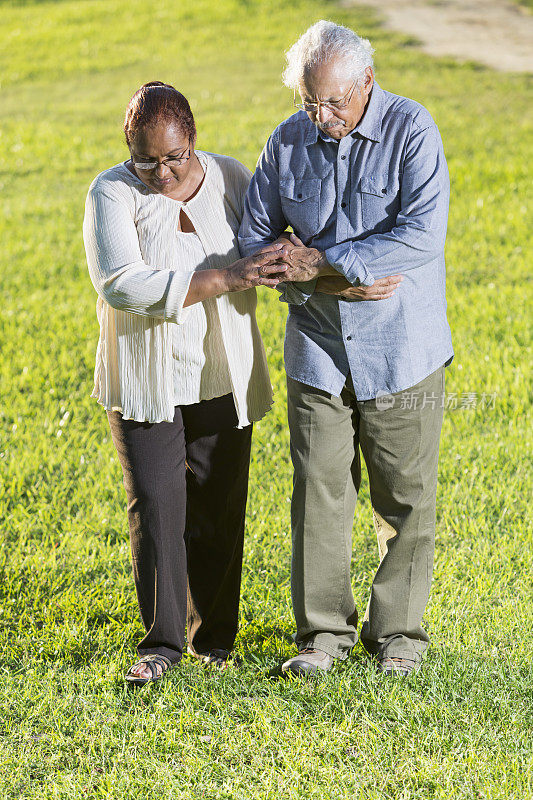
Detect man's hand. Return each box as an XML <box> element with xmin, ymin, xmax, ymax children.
<box><xmin>272</xmin><ymin>234</ymin><xmax>403</xmax><ymax>299</ymax></box>
<box><xmin>316</xmin><ymin>273</ymin><xmax>403</xmax><ymax>301</ymax></box>
<box><xmin>274</xmin><ymin>234</ymin><xmax>337</xmax><ymax>282</ymax></box>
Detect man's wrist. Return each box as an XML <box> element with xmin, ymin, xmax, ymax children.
<box><xmin>315</xmin><ymin>251</ymin><xmax>337</xmax><ymax>277</ymax></box>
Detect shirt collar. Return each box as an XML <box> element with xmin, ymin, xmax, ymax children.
<box><xmin>303</xmin><ymin>81</ymin><xmax>384</xmax><ymax>145</ymax></box>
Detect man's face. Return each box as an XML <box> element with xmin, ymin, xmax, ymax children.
<box><xmin>298</xmin><ymin>60</ymin><xmax>374</xmax><ymax>140</ymax></box>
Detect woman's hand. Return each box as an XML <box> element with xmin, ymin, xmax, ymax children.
<box><xmin>183</xmin><ymin>245</ymin><xmax>286</xmax><ymax>308</ymax></box>
<box><xmin>222</xmin><ymin>246</ymin><xmax>288</xmax><ymax>292</ymax></box>
<box><xmin>316</xmin><ymin>274</ymin><xmax>403</xmax><ymax>300</ymax></box>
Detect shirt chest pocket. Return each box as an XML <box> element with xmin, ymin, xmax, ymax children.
<box><xmin>279</xmin><ymin>177</ymin><xmax>321</xmax><ymax>240</ymax></box>
<box><xmin>360</xmin><ymin>175</ymin><xmax>400</xmax><ymax>233</ymax></box>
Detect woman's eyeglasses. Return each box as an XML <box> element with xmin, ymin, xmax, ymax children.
<box><xmin>132</xmin><ymin>143</ymin><xmax>192</xmax><ymax>171</ymax></box>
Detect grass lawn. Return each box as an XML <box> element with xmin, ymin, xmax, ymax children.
<box><xmin>0</xmin><ymin>0</ymin><xmax>532</xmax><ymax>797</ymax></box>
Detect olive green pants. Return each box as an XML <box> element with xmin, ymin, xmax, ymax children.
<box><xmin>287</xmin><ymin>367</ymin><xmax>445</xmax><ymax>662</ymax></box>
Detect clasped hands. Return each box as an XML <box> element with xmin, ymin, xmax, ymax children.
<box><xmin>253</xmin><ymin>234</ymin><xmax>403</xmax><ymax>301</ymax></box>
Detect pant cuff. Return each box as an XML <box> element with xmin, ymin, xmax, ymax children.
<box><xmin>297</xmin><ymin>635</ymin><xmax>355</xmax><ymax>661</ymax></box>
<box><xmin>137</xmin><ymin>645</ymin><xmax>183</xmax><ymax>665</ymax></box>
<box><xmin>362</xmin><ymin>636</ymin><xmax>429</xmax><ymax>662</ymax></box>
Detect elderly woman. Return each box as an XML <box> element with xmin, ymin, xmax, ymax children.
<box><xmin>83</xmin><ymin>82</ymin><xmax>287</xmax><ymax>685</ymax></box>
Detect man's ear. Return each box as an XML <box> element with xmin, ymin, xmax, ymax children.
<box><xmin>364</xmin><ymin>67</ymin><xmax>374</xmax><ymax>95</ymax></box>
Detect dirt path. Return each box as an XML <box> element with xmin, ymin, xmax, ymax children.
<box><xmin>344</xmin><ymin>0</ymin><xmax>533</xmax><ymax>73</ymax></box>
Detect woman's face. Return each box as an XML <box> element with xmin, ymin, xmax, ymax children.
<box><xmin>128</xmin><ymin>120</ymin><xmax>195</xmax><ymax>196</ymax></box>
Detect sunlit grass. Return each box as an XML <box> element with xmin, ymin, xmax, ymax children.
<box><xmin>0</xmin><ymin>0</ymin><xmax>531</xmax><ymax>798</ymax></box>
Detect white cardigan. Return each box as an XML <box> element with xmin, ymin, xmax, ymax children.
<box><xmin>83</xmin><ymin>151</ymin><xmax>273</xmax><ymax>425</ymax></box>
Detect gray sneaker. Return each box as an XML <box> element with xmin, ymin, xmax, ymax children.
<box><xmin>281</xmin><ymin>648</ymin><xmax>334</xmax><ymax>677</ymax></box>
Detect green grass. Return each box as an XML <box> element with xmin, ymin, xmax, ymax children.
<box><xmin>0</xmin><ymin>0</ymin><xmax>532</xmax><ymax>798</ymax></box>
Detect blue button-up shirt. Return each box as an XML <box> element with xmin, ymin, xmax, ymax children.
<box><xmin>238</xmin><ymin>82</ymin><xmax>453</xmax><ymax>400</ymax></box>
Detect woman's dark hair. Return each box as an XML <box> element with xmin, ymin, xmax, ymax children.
<box><xmin>124</xmin><ymin>81</ymin><xmax>196</xmax><ymax>146</ymax></box>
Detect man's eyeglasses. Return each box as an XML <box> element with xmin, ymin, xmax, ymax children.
<box><xmin>132</xmin><ymin>143</ymin><xmax>192</xmax><ymax>171</ymax></box>
<box><xmin>293</xmin><ymin>79</ymin><xmax>358</xmax><ymax>113</ymax></box>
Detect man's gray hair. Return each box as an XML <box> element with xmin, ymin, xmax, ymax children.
<box><xmin>282</xmin><ymin>20</ymin><xmax>374</xmax><ymax>90</ymax></box>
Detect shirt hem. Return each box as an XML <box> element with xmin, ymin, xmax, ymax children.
<box><xmin>285</xmin><ymin>371</ymin><xmax>346</xmax><ymax>397</ymax></box>
<box><xmin>91</xmin><ymin>388</ymin><xmax>274</xmax><ymax>426</ymax></box>
<box><xmin>285</xmin><ymin>348</ymin><xmax>454</xmax><ymax>401</ymax></box>
<box><xmin>92</xmin><ymin>393</ymin><xmax>175</xmax><ymax>424</ymax></box>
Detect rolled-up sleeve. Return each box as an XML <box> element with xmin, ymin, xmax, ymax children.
<box><xmin>83</xmin><ymin>183</ymin><xmax>194</xmax><ymax>324</ymax></box>
<box><xmin>325</xmin><ymin>122</ymin><xmax>449</xmax><ymax>284</ymax></box>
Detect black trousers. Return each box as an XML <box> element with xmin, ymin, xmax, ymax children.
<box><xmin>107</xmin><ymin>393</ymin><xmax>252</xmax><ymax>664</ymax></box>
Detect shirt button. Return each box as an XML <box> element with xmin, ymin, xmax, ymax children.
<box><xmin>341</xmin><ymin>202</ymin><xmax>347</xmax><ymax>208</ymax></box>
<box><xmin>346</xmin><ymin>335</ymin><xmax>352</xmax><ymax>341</ymax></box>
<box><xmin>297</xmin><ymin>193</ymin><xmax>302</xmax><ymax>199</ymax></box>
<box><xmin>341</xmin><ymin>155</ymin><xmax>346</xmax><ymax>160</ymax></box>
<box><xmin>381</xmin><ymin>188</ymin><xmax>387</xmax><ymax>194</ymax></box>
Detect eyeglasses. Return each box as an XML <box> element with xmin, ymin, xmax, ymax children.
<box><xmin>132</xmin><ymin>143</ymin><xmax>192</xmax><ymax>171</ymax></box>
<box><xmin>293</xmin><ymin>79</ymin><xmax>358</xmax><ymax>113</ymax></box>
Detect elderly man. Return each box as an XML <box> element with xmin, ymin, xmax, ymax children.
<box><xmin>238</xmin><ymin>21</ymin><xmax>453</xmax><ymax>677</ymax></box>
